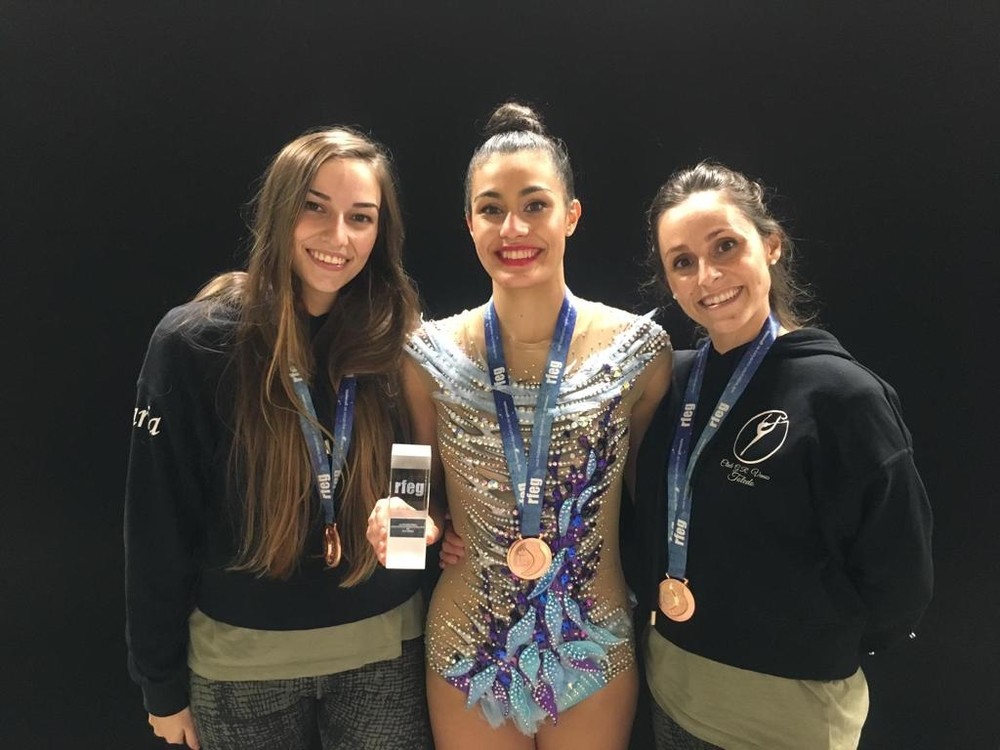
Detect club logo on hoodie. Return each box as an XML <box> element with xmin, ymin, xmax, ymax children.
<box><xmin>732</xmin><ymin>410</ymin><xmax>789</xmax><ymax>465</ymax></box>
<box><xmin>132</xmin><ymin>405</ymin><xmax>163</xmax><ymax>437</ymax></box>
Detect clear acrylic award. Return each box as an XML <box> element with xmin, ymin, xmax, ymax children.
<box><xmin>385</xmin><ymin>443</ymin><xmax>431</xmax><ymax>569</ymax></box>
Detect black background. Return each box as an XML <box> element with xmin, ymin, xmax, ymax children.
<box><xmin>3</xmin><ymin>2</ymin><xmax>998</xmax><ymax>748</ymax></box>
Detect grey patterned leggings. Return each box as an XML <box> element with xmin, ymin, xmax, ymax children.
<box><xmin>651</xmin><ymin>698</ymin><xmax>724</xmax><ymax>750</ymax></box>
<box><xmin>189</xmin><ymin>637</ymin><xmax>431</xmax><ymax>750</ymax></box>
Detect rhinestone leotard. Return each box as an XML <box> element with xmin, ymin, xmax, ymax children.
<box><xmin>407</xmin><ymin>300</ymin><xmax>669</xmax><ymax>734</ymax></box>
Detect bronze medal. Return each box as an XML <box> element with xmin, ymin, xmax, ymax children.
<box><xmin>659</xmin><ymin>578</ymin><xmax>695</xmax><ymax>622</ymax></box>
<box><xmin>506</xmin><ymin>537</ymin><xmax>553</xmax><ymax>580</ymax></box>
<box><xmin>324</xmin><ymin>523</ymin><xmax>342</xmax><ymax>568</ymax></box>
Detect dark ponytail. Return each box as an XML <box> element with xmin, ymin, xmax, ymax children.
<box><xmin>464</xmin><ymin>101</ymin><xmax>575</xmax><ymax>213</ymax></box>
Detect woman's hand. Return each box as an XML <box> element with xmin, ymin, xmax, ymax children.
<box><xmin>366</xmin><ymin>497</ymin><xmax>441</xmax><ymax>566</ymax></box>
<box><xmin>148</xmin><ymin>707</ymin><xmax>200</xmax><ymax>749</ymax></box>
<box><xmin>439</xmin><ymin>518</ymin><xmax>467</xmax><ymax>569</ymax></box>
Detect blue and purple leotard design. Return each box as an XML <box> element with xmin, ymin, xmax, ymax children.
<box><xmin>407</xmin><ymin>302</ymin><xmax>669</xmax><ymax>734</ymax></box>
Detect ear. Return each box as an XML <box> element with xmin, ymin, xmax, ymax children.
<box><xmin>765</xmin><ymin>232</ymin><xmax>782</xmax><ymax>265</ymax></box>
<box><xmin>565</xmin><ymin>199</ymin><xmax>582</xmax><ymax>237</ymax></box>
<box><xmin>465</xmin><ymin>213</ymin><xmax>474</xmax><ymax>237</ymax></box>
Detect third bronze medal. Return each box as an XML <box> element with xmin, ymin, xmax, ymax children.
<box><xmin>659</xmin><ymin>316</ymin><xmax>780</xmax><ymax>626</ymax></box>
<box><xmin>659</xmin><ymin>577</ymin><xmax>695</xmax><ymax>622</ymax></box>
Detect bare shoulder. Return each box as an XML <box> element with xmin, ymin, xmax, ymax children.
<box><xmin>572</xmin><ymin>297</ymin><xmax>670</xmax><ymax>357</ymax></box>
<box><xmin>401</xmin><ymin>353</ymin><xmax>436</xmax><ymax>395</ymax></box>
<box><xmin>575</xmin><ymin>298</ymin><xmax>663</xmax><ymax>337</ymax></box>
<box><xmin>574</xmin><ymin>298</ymin><xmax>642</xmax><ymax>333</ymax></box>
<box><xmin>412</xmin><ymin>306</ymin><xmax>486</xmax><ymax>354</ymax></box>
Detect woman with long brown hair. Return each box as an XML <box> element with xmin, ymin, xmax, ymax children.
<box><xmin>125</xmin><ymin>128</ymin><xmax>434</xmax><ymax>750</ymax></box>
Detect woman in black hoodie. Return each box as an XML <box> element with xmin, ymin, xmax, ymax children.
<box><xmin>635</xmin><ymin>162</ymin><xmax>933</xmax><ymax>750</ymax></box>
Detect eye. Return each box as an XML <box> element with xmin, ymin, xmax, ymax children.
<box><xmin>303</xmin><ymin>200</ymin><xmax>325</xmax><ymax>213</ymax></box>
<box><xmin>717</xmin><ymin>237</ymin><xmax>738</xmax><ymax>253</ymax></box>
<box><xmin>670</xmin><ymin>255</ymin><xmax>693</xmax><ymax>271</ymax></box>
<box><xmin>477</xmin><ymin>203</ymin><xmax>504</xmax><ymax>217</ymax></box>
<box><xmin>350</xmin><ymin>212</ymin><xmax>375</xmax><ymax>224</ymax></box>
<box><xmin>524</xmin><ymin>199</ymin><xmax>549</xmax><ymax>213</ymax></box>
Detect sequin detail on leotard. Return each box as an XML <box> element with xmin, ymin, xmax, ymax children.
<box><xmin>408</xmin><ymin>304</ymin><xmax>668</xmax><ymax>734</ymax></box>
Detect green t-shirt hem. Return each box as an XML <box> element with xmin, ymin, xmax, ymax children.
<box><xmin>644</xmin><ymin>625</ymin><xmax>868</xmax><ymax>750</ymax></box>
<box><xmin>188</xmin><ymin>591</ymin><xmax>424</xmax><ymax>682</ymax></box>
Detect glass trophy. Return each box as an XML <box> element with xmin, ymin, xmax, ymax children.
<box><xmin>385</xmin><ymin>443</ymin><xmax>431</xmax><ymax>569</ymax></box>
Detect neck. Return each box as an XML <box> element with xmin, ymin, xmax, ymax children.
<box><xmin>710</xmin><ymin>310</ymin><xmax>780</xmax><ymax>354</ymax></box>
<box><xmin>710</xmin><ymin>332</ymin><xmax>752</xmax><ymax>355</ymax></box>
<box><xmin>301</xmin><ymin>291</ymin><xmax>337</xmax><ymax>317</ymax></box>
<box><xmin>491</xmin><ymin>280</ymin><xmax>567</xmax><ymax>345</ymax></box>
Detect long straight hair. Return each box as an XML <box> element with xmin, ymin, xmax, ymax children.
<box><xmin>197</xmin><ymin>128</ymin><xmax>419</xmax><ymax>585</ymax></box>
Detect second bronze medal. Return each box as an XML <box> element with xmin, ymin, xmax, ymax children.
<box><xmin>507</xmin><ymin>537</ymin><xmax>553</xmax><ymax>580</ymax></box>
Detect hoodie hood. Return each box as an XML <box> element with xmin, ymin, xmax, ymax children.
<box><xmin>682</xmin><ymin>326</ymin><xmax>911</xmax><ymax>444</ymax></box>
<box><xmin>766</xmin><ymin>327</ymin><xmax>855</xmax><ymax>362</ymax></box>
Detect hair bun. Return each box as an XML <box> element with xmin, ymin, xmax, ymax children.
<box><xmin>483</xmin><ymin>101</ymin><xmax>546</xmax><ymax>139</ymax></box>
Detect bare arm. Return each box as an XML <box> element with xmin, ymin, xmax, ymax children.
<box><xmin>439</xmin><ymin>521</ymin><xmax>467</xmax><ymax>568</ymax></box>
<box><xmin>625</xmin><ymin>349</ymin><xmax>672</xmax><ymax>500</ymax></box>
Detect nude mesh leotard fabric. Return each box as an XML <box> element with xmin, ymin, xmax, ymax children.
<box><xmin>408</xmin><ymin>301</ymin><xmax>668</xmax><ymax>734</ymax></box>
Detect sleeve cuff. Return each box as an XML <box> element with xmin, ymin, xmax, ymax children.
<box><xmin>141</xmin><ymin>672</ymin><xmax>190</xmax><ymax>717</ymax></box>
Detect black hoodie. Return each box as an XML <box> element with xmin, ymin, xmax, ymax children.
<box><xmin>634</xmin><ymin>328</ymin><xmax>933</xmax><ymax>680</ymax></box>
<box><xmin>124</xmin><ymin>301</ymin><xmax>425</xmax><ymax>716</ymax></box>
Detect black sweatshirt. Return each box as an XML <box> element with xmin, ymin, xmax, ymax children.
<box><xmin>634</xmin><ymin>328</ymin><xmax>933</xmax><ymax>680</ymax></box>
<box><xmin>124</xmin><ymin>301</ymin><xmax>423</xmax><ymax>715</ymax></box>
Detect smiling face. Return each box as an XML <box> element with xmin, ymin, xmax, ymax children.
<box><xmin>657</xmin><ymin>190</ymin><xmax>781</xmax><ymax>352</ymax></box>
<box><xmin>466</xmin><ymin>149</ymin><xmax>581</xmax><ymax>292</ymax></box>
<box><xmin>291</xmin><ymin>157</ymin><xmax>381</xmax><ymax>315</ymax></box>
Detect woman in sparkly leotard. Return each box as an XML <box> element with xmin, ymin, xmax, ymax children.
<box><xmin>368</xmin><ymin>102</ymin><xmax>671</xmax><ymax>749</ymax></box>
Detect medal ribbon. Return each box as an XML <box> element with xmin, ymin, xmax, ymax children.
<box><xmin>664</xmin><ymin>314</ymin><xmax>779</xmax><ymax>579</ymax></box>
<box><xmin>290</xmin><ymin>366</ymin><xmax>356</xmax><ymax>526</ymax></box>
<box><xmin>485</xmin><ymin>295</ymin><xmax>576</xmax><ymax>541</ymax></box>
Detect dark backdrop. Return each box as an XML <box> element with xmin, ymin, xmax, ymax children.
<box><xmin>3</xmin><ymin>2</ymin><xmax>997</xmax><ymax>748</ymax></box>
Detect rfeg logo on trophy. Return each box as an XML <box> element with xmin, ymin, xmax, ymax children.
<box><xmin>732</xmin><ymin>410</ymin><xmax>789</xmax><ymax>464</ymax></box>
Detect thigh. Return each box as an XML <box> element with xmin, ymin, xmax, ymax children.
<box><xmin>317</xmin><ymin>637</ymin><xmax>432</xmax><ymax>750</ymax></box>
<box><xmin>649</xmin><ymin>698</ymin><xmax>723</xmax><ymax>750</ymax></box>
<box><xmin>427</xmin><ymin>670</ymin><xmax>535</xmax><ymax>750</ymax></box>
<box><xmin>189</xmin><ymin>672</ymin><xmax>314</xmax><ymax>750</ymax></box>
<box><xmin>535</xmin><ymin>666</ymin><xmax>638</xmax><ymax>750</ymax></box>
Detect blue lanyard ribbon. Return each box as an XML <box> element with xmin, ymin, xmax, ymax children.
<box><xmin>290</xmin><ymin>366</ymin><xmax>356</xmax><ymax>525</ymax></box>
<box><xmin>485</xmin><ymin>296</ymin><xmax>576</xmax><ymax>540</ymax></box>
<box><xmin>665</xmin><ymin>314</ymin><xmax>779</xmax><ymax>579</ymax></box>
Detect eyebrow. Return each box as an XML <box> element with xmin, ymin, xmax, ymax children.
<box><xmin>472</xmin><ymin>185</ymin><xmax>553</xmax><ymax>202</ymax></box>
<box><xmin>307</xmin><ymin>189</ymin><xmax>379</xmax><ymax>210</ymax></box>
<box><xmin>664</xmin><ymin>227</ymin><xmax>730</xmax><ymax>254</ymax></box>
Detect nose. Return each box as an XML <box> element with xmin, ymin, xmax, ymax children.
<box><xmin>697</xmin><ymin>259</ymin><xmax>722</xmax><ymax>287</ymax></box>
<box><xmin>326</xmin><ymin>216</ymin><xmax>350</xmax><ymax>247</ymax></box>
<box><xmin>500</xmin><ymin>211</ymin><xmax>528</xmax><ymax>239</ymax></box>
